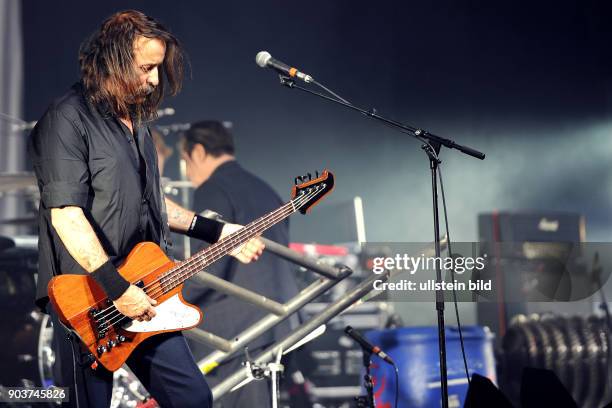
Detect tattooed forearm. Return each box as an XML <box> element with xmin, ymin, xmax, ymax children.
<box><xmin>51</xmin><ymin>206</ymin><xmax>109</xmax><ymax>272</ymax></box>
<box><xmin>165</xmin><ymin>197</ymin><xmax>196</xmax><ymax>232</ymax></box>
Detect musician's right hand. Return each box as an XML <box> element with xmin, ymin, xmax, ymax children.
<box><xmin>113</xmin><ymin>285</ymin><xmax>158</xmax><ymax>322</ymax></box>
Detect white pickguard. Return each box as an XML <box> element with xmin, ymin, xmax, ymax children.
<box><xmin>122</xmin><ymin>294</ymin><xmax>200</xmax><ymax>333</ymax></box>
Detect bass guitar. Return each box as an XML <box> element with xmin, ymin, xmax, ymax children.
<box><xmin>48</xmin><ymin>170</ymin><xmax>334</xmax><ymax>371</ymax></box>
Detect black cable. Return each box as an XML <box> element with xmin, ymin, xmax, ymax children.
<box><xmin>311</xmin><ymin>79</ymin><xmax>352</xmax><ymax>105</ymax></box>
<box><xmin>67</xmin><ymin>332</ymin><xmax>81</xmax><ymax>408</ymax></box>
<box><xmin>393</xmin><ymin>363</ymin><xmax>399</xmax><ymax>408</ymax></box>
<box><xmin>437</xmin><ymin>164</ymin><xmax>471</xmax><ymax>386</ymax></box>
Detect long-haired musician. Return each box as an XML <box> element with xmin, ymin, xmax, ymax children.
<box><xmin>27</xmin><ymin>10</ymin><xmax>263</xmax><ymax>408</ymax></box>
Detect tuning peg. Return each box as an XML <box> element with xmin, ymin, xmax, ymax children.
<box><xmin>315</xmin><ymin>170</ymin><xmax>320</xmax><ymax>178</ymax></box>
<box><xmin>294</xmin><ymin>176</ymin><xmax>303</xmax><ymax>185</ymax></box>
<box><xmin>307</xmin><ymin>172</ymin><xmax>312</xmax><ymax>181</ymax></box>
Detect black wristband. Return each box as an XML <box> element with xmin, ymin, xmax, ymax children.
<box><xmin>90</xmin><ymin>260</ymin><xmax>130</xmax><ymax>300</ymax></box>
<box><xmin>185</xmin><ymin>214</ymin><xmax>224</xmax><ymax>244</ymax></box>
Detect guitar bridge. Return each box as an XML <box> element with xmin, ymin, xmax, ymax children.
<box><xmin>89</xmin><ymin>281</ymin><xmax>143</xmax><ymax>340</ymax></box>
<box><xmin>89</xmin><ymin>307</ymin><xmax>107</xmax><ymax>340</ymax></box>
<box><xmin>89</xmin><ymin>303</ymin><xmax>132</xmax><ymax>356</ymax></box>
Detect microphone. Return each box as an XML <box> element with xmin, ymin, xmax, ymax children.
<box><xmin>13</xmin><ymin>121</ymin><xmax>37</xmax><ymax>131</ymax></box>
<box><xmin>255</xmin><ymin>51</ymin><xmax>314</xmax><ymax>83</ymax></box>
<box><xmin>156</xmin><ymin>122</ymin><xmax>191</xmax><ymax>135</ymax></box>
<box><xmin>156</xmin><ymin>107</ymin><xmax>176</xmax><ymax>118</ymax></box>
<box><xmin>345</xmin><ymin>326</ymin><xmax>395</xmax><ymax>365</ymax></box>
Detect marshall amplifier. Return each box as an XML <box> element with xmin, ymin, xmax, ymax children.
<box><xmin>476</xmin><ymin>211</ymin><xmax>587</xmax><ymax>340</ymax></box>
<box><xmin>478</xmin><ymin>211</ymin><xmax>585</xmax><ymax>243</ymax></box>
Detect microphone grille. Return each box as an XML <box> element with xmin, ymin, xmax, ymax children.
<box><xmin>255</xmin><ymin>51</ymin><xmax>272</xmax><ymax>68</ymax></box>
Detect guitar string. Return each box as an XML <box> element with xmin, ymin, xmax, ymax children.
<box><xmin>89</xmin><ymin>197</ymin><xmax>294</xmax><ymax>325</ymax></box>
<box><xmin>151</xmin><ymin>185</ymin><xmax>322</xmax><ymax>292</ymax></box>
<box><xmin>141</xmin><ymin>187</ymin><xmax>320</xmax><ymax>295</ymax></box>
<box><xmin>96</xmin><ymin>189</ymin><xmax>316</xmax><ymax>330</ymax></box>
<box><xmin>97</xmin><ymin>202</ymin><xmax>294</xmax><ymax>327</ymax></box>
<box><xmin>93</xmin><ymin>199</ymin><xmax>293</xmax><ymax>321</ymax></box>
<box><xmin>91</xmin><ymin>187</ymin><xmax>322</xmax><ymax>330</ymax></box>
<box><xmin>99</xmin><ymin>187</ymin><xmax>316</xmax><ymax>317</ymax></box>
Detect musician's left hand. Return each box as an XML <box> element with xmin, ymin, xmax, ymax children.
<box><xmin>220</xmin><ymin>223</ymin><xmax>265</xmax><ymax>263</ymax></box>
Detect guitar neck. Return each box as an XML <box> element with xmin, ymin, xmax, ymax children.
<box><xmin>161</xmin><ymin>198</ymin><xmax>298</xmax><ymax>290</ymax></box>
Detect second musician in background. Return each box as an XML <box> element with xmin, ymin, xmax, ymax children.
<box><xmin>180</xmin><ymin>120</ymin><xmax>301</xmax><ymax>407</ymax></box>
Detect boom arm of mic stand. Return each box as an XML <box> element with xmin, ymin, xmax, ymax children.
<box><xmin>278</xmin><ymin>76</ymin><xmax>485</xmax><ymax>160</ymax></box>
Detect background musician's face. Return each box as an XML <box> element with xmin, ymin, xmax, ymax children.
<box><xmin>133</xmin><ymin>36</ymin><xmax>165</xmax><ymax>96</ymax></box>
<box><xmin>181</xmin><ymin>144</ymin><xmax>214</xmax><ymax>189</ymax></box>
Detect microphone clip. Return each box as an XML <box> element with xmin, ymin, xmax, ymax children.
<box><xmin>279</xmin><ymin>75</ymin><xmax>296</xmax><ymax>88</ymax></box>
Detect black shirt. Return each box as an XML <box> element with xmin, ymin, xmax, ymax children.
<box><xmin>28</xmin><ymin>83</ymin><xmax>170</xmax><ymax>312</ymax></box>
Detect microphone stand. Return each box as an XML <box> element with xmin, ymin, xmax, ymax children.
<box><xmin>278</xmin><ymin>75</ymin><xmax>485</xmax><ymax>408</ymax></box>
<box><xmin>355</xmin><ymin>349</ymin><xmax>376</xmax><ymax>408</ymax></box>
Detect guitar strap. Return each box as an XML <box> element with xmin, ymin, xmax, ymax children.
<box><xmin>146</xmin><ymin>125</ymin><xmax>172</xmax><ymax>254</ymax></box>
<box><xmin>159</xmin><ymin>185</ymin><xmax>172</xmax><ymax>254</ymax></box>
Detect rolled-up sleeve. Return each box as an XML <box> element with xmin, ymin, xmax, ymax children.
<box><xmin>30</xmin><ymin>108</ymin><xmax>90</xmax><ymax>209</ymax></box>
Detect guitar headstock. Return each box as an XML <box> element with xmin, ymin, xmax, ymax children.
<box><xmin>291</xmin><ymin>170</ymin><xmax>334</xmax><ymax>214</ymax></box>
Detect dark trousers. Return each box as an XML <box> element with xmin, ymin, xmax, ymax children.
<box><xmin>51</xmin><ymin>313</ymin><xmax>213</xmax><ymax>408</ymax></box>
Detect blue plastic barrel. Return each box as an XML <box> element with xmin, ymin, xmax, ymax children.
<box><xmin>365</xmin><ymin>326</ymin><xmax>495</xmax><ymax>408</ymax></box>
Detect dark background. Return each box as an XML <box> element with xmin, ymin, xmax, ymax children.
<box><xmin>21</xmin><ymin>0</ymin><xmax>612</xmax><ymax>323</ymax></box>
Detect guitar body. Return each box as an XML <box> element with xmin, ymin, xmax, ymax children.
<box><xmin>47</xmin><ymin>242</ymin><xmax>202</xmax><ymax>371</ymax></box>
